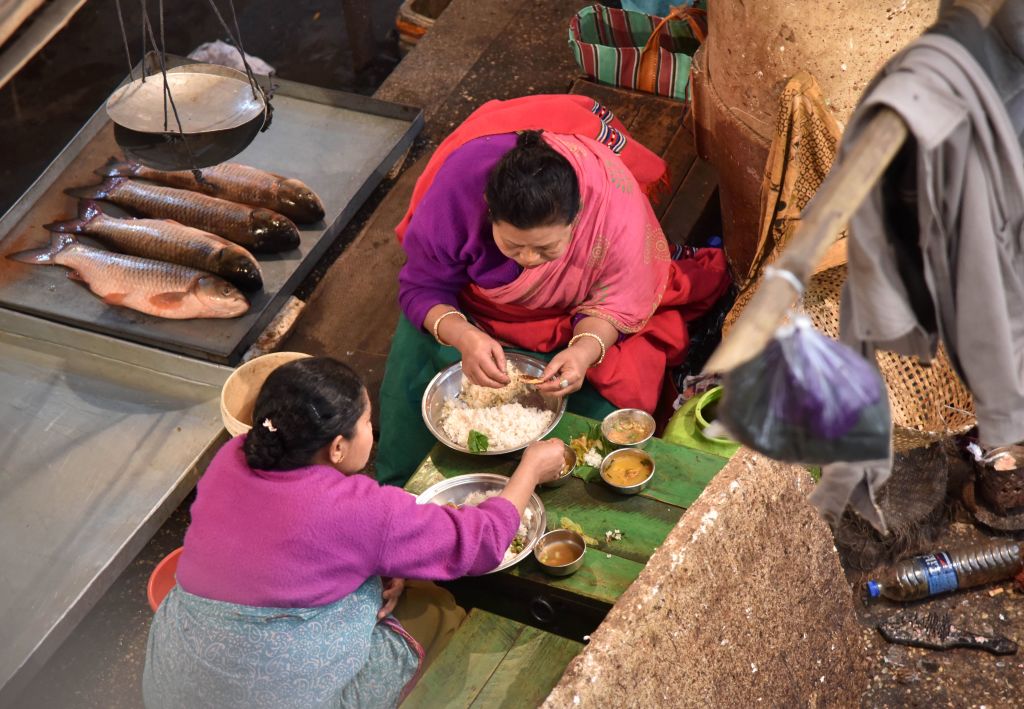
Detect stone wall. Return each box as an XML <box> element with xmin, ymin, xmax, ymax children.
<box><xmin>544</xmin><ymin>449</ymin><xmax>868</xmax><ymax>707</ymax></box>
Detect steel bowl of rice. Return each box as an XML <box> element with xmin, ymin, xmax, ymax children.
<box><xmin>422</xmin><ymin>352</ymin><xmax>567</xmax><ymax>456</ymax></box>
<box><xmin>415</xmin><ymin>473</ymin><xmax>547</xmax><ymax>573</ymax></box>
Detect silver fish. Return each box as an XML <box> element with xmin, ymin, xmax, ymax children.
<box><xmin>66</xmin><ymin>178</ymin><xmax>300</xmax><ymax>253</ymax></box>
<box><xmin>98</xmin><ymin>158</ymin><xmax>326</xmax><ymax>223</ymax></box>
<box><xmin>45</xmin><ymin>200</ymin><xmax>263</xmax><ymax>291</ymax></box>
<box><xmin>9</xmin><ymin>234</ymin><xmax>249</xmax><ymax>320</ymax></box>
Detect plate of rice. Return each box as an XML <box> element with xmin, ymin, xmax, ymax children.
<box><xmin>422</xmin><ymin>352</ymin><xmax>567</xmax><ymax>455</ymax></box>
<box><xmin>415</xmin><ymin>473</ymin><xmax>547</xmax><ymax>573</ymax></box>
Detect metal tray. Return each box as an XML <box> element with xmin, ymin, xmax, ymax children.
<box><xmin>0</xmin><ymin>57</ymin><xmax>422</xmax><ymax>364</ymax></box>
<box><xmin>0</xmin><ymin>307</ymin><xmax>231</xmax><ymax>702</ymax></box>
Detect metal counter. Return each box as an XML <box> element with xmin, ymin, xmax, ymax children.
<box><xmin>0</xmin><ymin>65</ymin><xmax>422</xmax><ymax>364</ymax></box>
<box><xmin>0</xmin><ymin>309</ymin><xmax>231</xmax><ymax>703</ymax></box>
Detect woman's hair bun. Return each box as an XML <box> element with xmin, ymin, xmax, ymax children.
<box><xmin>486</xmin><ymin>129</ymin><xmax>579</xmax><ymax>230</ymax></box>
<box><xmin>516</xmin><ymin>129</ymin><xmax>545</xmax><ymax>149</ymax></box>
<box><xmin>242</xmin><ymin>357</ymin><xmax>365</xmax><ymax>471</ymax></box>
<box><xmin>244</xmin><ymin>419</ymin><xmax>287</xmax><ymax>469</ymax></box>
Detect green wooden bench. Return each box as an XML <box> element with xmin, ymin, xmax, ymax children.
<box><xmin>401</xmin><ymin>608</ymin><xmax>582</xmax><ymax>709</ymax></box>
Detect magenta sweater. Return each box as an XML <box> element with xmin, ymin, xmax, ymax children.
<box><xmin>175</xmin><ymin>436</ymin><xmax>521</xmax><ymax>608</ymax></box>
<box><xmin>398</xmin><ymin>133</ymin><xmax>522</xmax><ymax>329</ymax></box>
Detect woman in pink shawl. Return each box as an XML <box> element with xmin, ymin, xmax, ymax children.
<box><xmin>376</xmin><ymin>96</ymin><xmax>730</xmax><ymax>485</ymax></box>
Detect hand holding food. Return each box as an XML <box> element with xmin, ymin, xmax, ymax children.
<box><xmin>455</xmin><ymin>327</ymin><xmax>509</xmax><ymax>388</ymax></box>
<box><xmin>519</xmin><ymin>439</ymin><xmax>569</xmax><ymax>484</ymax></box>
<box><xmin>537</xmin><ymin>346</ymin><xmax>590</xmax><ymax>398</ymax></box>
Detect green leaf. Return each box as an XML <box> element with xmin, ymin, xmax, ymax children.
<box><xmin>468</xmin><ymin>429</ymin><xmax>489</xmax><ymax>453</ymax></box>
<box><xmin>559</xmin><ymin>516</ymin><xmax>601</xmax><ymax>546</ymax></box>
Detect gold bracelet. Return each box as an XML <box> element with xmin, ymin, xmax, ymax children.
<box><xmin>568</xmin><ymin>332</ymin><xmax>606</xmax><ymax>366</ymax></box>
<box><xmin>432</xmin><ymin>309</ymin><xmax>467</xmax><ymax>346</ymax></box>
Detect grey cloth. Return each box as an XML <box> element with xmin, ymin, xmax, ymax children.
<box><xmin>811</xmin><ymin>28</ymin><xmax>1024</xmax><ymax>533</ymax></box>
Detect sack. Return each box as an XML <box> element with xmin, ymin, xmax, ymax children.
<box><xmin>719</xmin><ymin>316</ymin><xmax>891</xmax><ymax>464</ymax></box>
<box><xmin>568</xmin><ymin>3</ymin><xmax>707</xmax><ymax>100</ymax></box>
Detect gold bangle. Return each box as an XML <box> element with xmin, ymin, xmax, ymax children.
<box><xmin>432</xmin><ymin>309</ymin><xmax>467</xmax><ymax>346</ymax></box>
<box><xmin>568</xmin><ymin>332</ymin><xmax>606</xmax><ymax>366</ymax></box>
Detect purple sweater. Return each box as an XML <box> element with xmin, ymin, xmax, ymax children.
<box><xmin>175</xmin><ymin>436</ymin><xmax>521</xmax><ymax>608</ymax></box>
<box><xmin>398</xmin><ymin>133</ymin><xmax>522</xmax><ymax>329</ymax></box>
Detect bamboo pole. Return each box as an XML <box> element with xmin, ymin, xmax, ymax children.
<box><xmin>703</xmin><ymin>0</ymin><xmax>1007</xmax><ymax>374</ymax></box>
<box><xmin>703</xmin><ymin>108</ymin><xmax>908</xmax><ymax>373</ymax></box>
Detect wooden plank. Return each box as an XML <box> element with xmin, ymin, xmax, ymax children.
<box><xmin>625</xmin><ymin>99</ymin><xmax>686</xmax><ymax>156</ymax></box>
<box><xmin>401</xmin><ymin>609</ymin><xmax>524</xmax><ymax>709</ymax></box>
<box><xmin>569</xmin><ymin>77</ymin><xmax>686</xmax><ymax>157</ymax></box>
<box><xmin>654</xmin><ymin>123</ymin><xmax>699</xmax><ymax>222</ymax></box>
<box><xmin>469</xmin><ymin>625</ymin><xmax>582</xmax><ymax>709</ymax></box>
<box><xmin>537</xmin><ymin>477</ymin><xmax>681</xmax><ymax>564</ymax></box>
<box><xmin>407</xmin><ymin>411</ymin><xmax>725</xmax><ymax>523</ymax></box>
<box><xmin>505</xmin><ymin>546</ymin><xmax>644</xmax><ymax>606</ymax></box>
<box><xmin>660</xmin><ymin>155</ymin><xmax>719</xmax><ymax>245</ymax></box>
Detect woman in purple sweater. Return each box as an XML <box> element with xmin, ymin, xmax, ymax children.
<box><xmin>143</xmin><ymin>357</ymin><xmax>564</xmax><ymax>709</ymax></box>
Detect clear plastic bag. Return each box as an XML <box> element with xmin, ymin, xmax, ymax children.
<box><xmin>720</xmin><ymin>316</ymin><xmax>891</xmax><ymax>463</ymax></box>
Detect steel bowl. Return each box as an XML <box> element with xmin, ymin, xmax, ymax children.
<box><xmin>601</xmin><ymin>408</ymin><xmax>656</xmax><ymax>450</ymax></box>
<box><xmin>600</xmin><ymin>447</ymin><xmax>656</xmax><ymax>495</ymax></box>
<box><xmin>415</xmin><ymin>473</ymin><xmax>547</xmax><ymax>573</ymax></box>
<box><xmin>533</xmin><ymin>529</ymin><xmax>586</xmax><ymax>576</ymax></box>
<box><xmin>540</xmin><ymin>441</ymin><xmax>578</xmax><ymax>489</ymax></box>
<box><xmin>107</xmin><ymin>63</ymin><xmax>269</xmax><ymax>170</ymax></box>
<box><xmin>422</xmin><ymin>352</ymin><xmax>567</xmax><ymax>456</ymax></box>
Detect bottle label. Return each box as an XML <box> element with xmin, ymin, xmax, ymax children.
<box><xmin>919</xmin><ymin>552</ymin><xmax>959</xmax><ymax>596</ymax></box>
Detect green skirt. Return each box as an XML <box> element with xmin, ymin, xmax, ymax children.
<box><xmin>375</xmin><ymin>315</ymin><xmax>617</xmax><ymax>487</ymax></box>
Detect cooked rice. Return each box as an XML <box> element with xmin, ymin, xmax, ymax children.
<box><xmin>459</xmin><ymin>361</ymin><xmax>530</xmax><ymax>408</ymax></box>
<box><xmin>441</xmin><ymin>401</ymin><xmax>554</xmax><ymax>451</ymax></box>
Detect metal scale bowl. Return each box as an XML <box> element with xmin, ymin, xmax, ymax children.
<box><xmin>106</xmin><ymin>62</ymin><xmax>269</xmax><ymax>171</ymax></box>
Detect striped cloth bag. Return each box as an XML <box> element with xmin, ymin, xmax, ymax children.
<box><xmin>569</xmin><ymin>3</ymin><xmax>707</xmax><ymax>101</ymax></box>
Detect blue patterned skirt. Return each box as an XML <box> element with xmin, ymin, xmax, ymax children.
<box><xmin>143</xmin><ymin>577</ymin><xmax>421</xmax><ymax>708</ymax></box>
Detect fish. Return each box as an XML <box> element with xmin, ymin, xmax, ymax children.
<box><xmin>97</xmin><ymin>158</ymin><xmax>326</xmax><ymax>223</ymax></box>
<box><xmin>65</xmin><ymin>178</ymin><xmax>300</xmax><ymax>253</ymax></box>
<box><xmin>8</xmin><ymin>234</ymin><xmax>249</xmax><ymax>320</ymax></box>
<box><xmin>44</xmin><ymin>200</ymin><xmax>263</xmax><ymax>291</ymax></box>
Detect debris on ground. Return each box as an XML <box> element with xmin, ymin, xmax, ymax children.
<box><xmin>878</xmin><ymin>609</ymin><xmax>1018</xmax><ymax>656</ymax></box>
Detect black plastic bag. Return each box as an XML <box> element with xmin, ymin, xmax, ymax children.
<box><xmin>720</xmin><ymin>317</ymin><xmax>891</xmax><ymax>463</ymax></box>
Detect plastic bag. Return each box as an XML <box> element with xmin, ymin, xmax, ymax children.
<box><xmin>188</xmin><ymin>41</ymin><xmax>275</xmax><ymax>76</ymax></box>
<box><xmin>719</xmin><ymin>316</ymin><xmax>891</xmax><ymax>463</ymax></box>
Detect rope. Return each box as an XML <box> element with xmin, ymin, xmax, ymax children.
<box><xmin>204</xmin><ymin>0</ymin><xmax>263</xmax><ymax>98</ymax></box>
<box><xmin>113</xmin><ymin>0</ymin><xmax>134</xmax><ymax>81</ymax></box>
<box><xmin>158</xmin><ymin>0</ymin><xmax>167</xmax><ymax>130</ymax></box>
<box><xmin>140</xmin><ymin>3</ymin><xmax>205</xmax><ymax>181</ymax></box>
<box><xmin>139</xmin><ymin>0</ymin><xmax>148</xmax><ymax>81</ymax></box>
<box><xmin>763</xmin><ymin>265</ymin><xmax>806</xmax><ymax>297</ymax></box>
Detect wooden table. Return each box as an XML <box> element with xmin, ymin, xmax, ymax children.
<box><xmin>404</xmin><ymin>412</ymin><xmax>730</xmax><ymax>636</ymax></box>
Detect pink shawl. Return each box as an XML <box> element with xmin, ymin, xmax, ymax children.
<box><xmin>477</xmin><ymin>133</ymin><xmax>672</xmax><ymax>333</ymax></box>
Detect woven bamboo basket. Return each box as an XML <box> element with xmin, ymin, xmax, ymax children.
<box><xmin>804</xmin><ymin>264</ymin><xmax>975</xmax><ymax>451</ymax></box>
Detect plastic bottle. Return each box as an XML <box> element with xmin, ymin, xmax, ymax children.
<box><xmin>865</xmin><ymin>540</ymin><xmax>1023</xmax><ymax>601</ymax></box>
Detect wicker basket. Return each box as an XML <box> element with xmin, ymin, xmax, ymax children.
<box><xmin>804</xmin><ymin>264</ymin><xmax>975</xmax><ymax>449</ymax></box>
